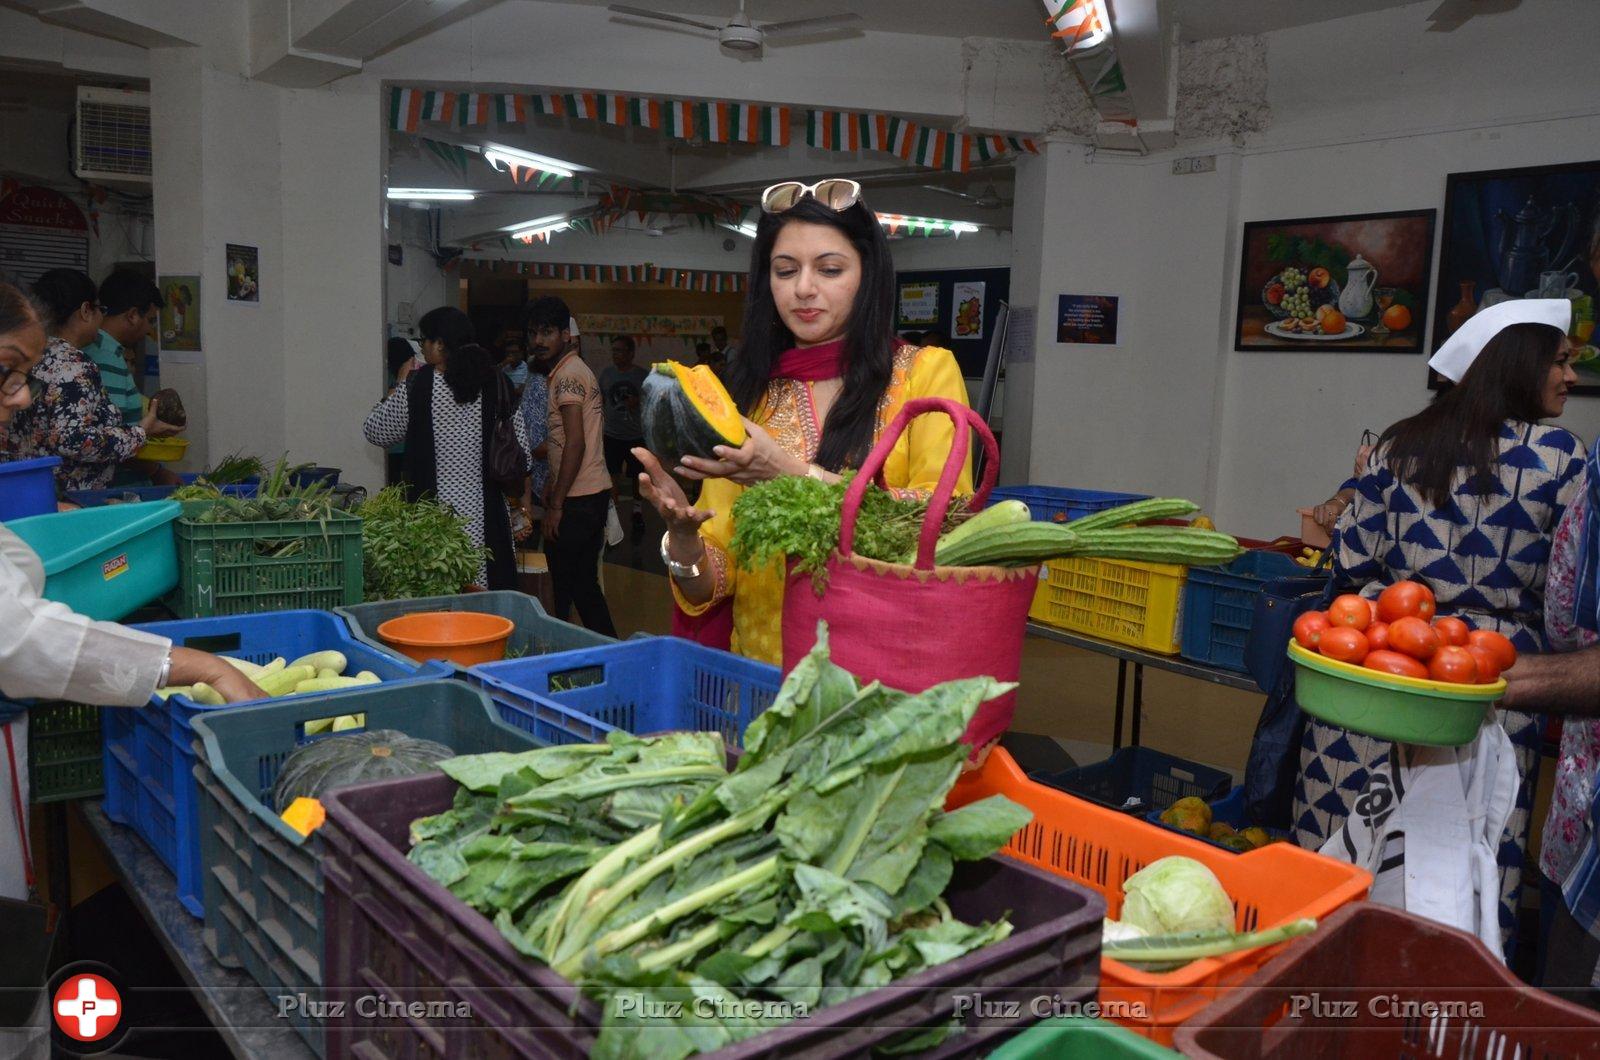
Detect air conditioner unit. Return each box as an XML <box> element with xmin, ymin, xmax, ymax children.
<box><xmin>74</xmin><ymin>86</ymin><xmax>152</xmax><ymax>184</ymax></box>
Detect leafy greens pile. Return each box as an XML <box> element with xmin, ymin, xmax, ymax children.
<box><xmin>728</xmin><ymin>472</ymin><xmax>969</xmax><ymax>588</ymax></box>
<box><xmin>407</xmin><ymin>626</ymin><xmax>1031</xmax><ymax>1059</ymax></box>
<box><xmin>359</xmin><ymin>485</ymin><xmax>489</xmax><ymax>599</ymax></box>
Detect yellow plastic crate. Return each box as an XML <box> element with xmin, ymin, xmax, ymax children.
<box><xmin>1029</xmin><ymin>555</ymin><xmax>1187</xmax><ymax>653</ymax></box>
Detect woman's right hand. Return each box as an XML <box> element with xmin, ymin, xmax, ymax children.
<box><xmin>139</xmin><ymin>408</ymin><xmax>184</xmax><ymax>437</ymax></box>
<box><xmin>633</xmin><ymin>447</ymin><xmax>714</xmax><ymax>539</ymax></box>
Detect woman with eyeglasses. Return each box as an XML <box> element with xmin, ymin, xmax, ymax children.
<box><xmin>4</xmin><ymin>269</ymin><xmax>182</xmax><ymax>492</ymax></box>
<box><xmin>634</xmin><ymin>179</ymin><xmax>973</xmax><ymax>664</ymax></box>
<box><xmin>0</xmin><ymin>282</ymin><xmax>262</xmax><ymax>902</ymax></box>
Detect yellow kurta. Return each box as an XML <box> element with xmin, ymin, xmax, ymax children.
<box><xmin>673</xmin><ymin>344</ymin><xmax>975</xmax><ymax>664</ymax></box>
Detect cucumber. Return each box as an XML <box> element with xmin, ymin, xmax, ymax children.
<box><xmin>1068</xmin><ymin>498</ymin><xmax>1201</xmax><ymax>534</ymax></box>
<box><xmin>188</xmin><ymin>683</ymin><xmax>227</xmax><ymax>706</ymax></box>
<box><xmin>255</xmin><ymin>665</ymin><xmax>318</xmax><ymax>697</ymax></box>
<box><xmin>1063</xmin><ymin>527</ymin><xmax>1241</xmax><ymax>566</ymax></box>
<box><xmin>904</xmin><ymin>499</ymin><xmax>1031</xmax><ymax>564</ymax></box>
<box><xmin>289</xmin><ymin>651</ymin><xmax>347</xmax><ymax>675</ymax></box>
<box><xmin>937</xmin><ymin>521</ymin><xmax>1079</xmax><ymax>568</ymax></box>
<box><xmin>222</xmin><ymin>656</ymin><xmax>266</xmax><ymax>678</ymax></box>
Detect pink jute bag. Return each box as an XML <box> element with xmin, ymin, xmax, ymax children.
<box><xmin>781</xmin><ymin>397</ymin><xmax>1036</xmax><ymax>755</ymax></box>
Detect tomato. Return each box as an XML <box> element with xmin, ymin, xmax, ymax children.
<box><xmin>1367</xmin><ymin>599</ymin><xmax>1381</xmax><ymax>625</ymax></box>
<box><xmin>1465</xmin><ymin>645</ymin><xmax>1502</xmax><ymax>684</ymax></box>
<box><xmin>1293</xmin><ymin>611</ymin><xmax>1331</xmax><ymax>650</ymax></box>
<box><xmin>1432</xmin><ymin>616</ymin><xmax>1471</xmax><ymax>647</ymax></box>
<box><xmin>1364</xmin><ymin>650</ymin><xmax>1430</xmax><ymax>680</ymax></box>
<box><xmin>1387</xmin><ymin>616</ymin><xmax>1441</xmax><ymax>661</ymax></box>
<box><xmin>1365</xmin><ymin>621</ymin><xmax>1390</xmax><ymax>652</ymax></box>
<box><xmin>1466</xmin><ymin>629</ymin><xmax>1518</xmax><ymax>672</ymax></box>
<box><xmin>1428</xmin><ymin>645</ymin><xmax>1479</xmax><ymax>685</ymax></box>
<box><xmin>1318</xmin><ymin>626</ymin><xmax>1370</xmax><ymax>665</ymax></box>
<box><xmin>1327</xmin><ymin>594</ymin><xmax>1372</xmax><ymax>632</ymax></box>
<box><xmin>1377</xmin><ymin>580</ymin><xmax>1437</xmax><ymax>624</ymax></box>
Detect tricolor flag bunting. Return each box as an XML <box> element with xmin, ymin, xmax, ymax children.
<box><xmin>805</xmin><ymin>108</ymin><xmax>1039</xmax><ymax>172</ymax></box>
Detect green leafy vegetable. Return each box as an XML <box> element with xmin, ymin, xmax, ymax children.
<box><xmin>728</xmin><ymin>472</ymin><xmax>968</xmax><ymax>589</ymax></box>
<box><xmin>1102</xmin><ymin>917</ymin><xmax>1317</xmax><ymax>970</ymax></box>
<box><xmin>407</xmin><ymin>625</ymin><xmax>1028</xmax><ymax>1058</ymax></box>
<box><xmin>359</xmin><ymin>484</ymin><xmax>490</xmax><ymax>599</ymax></box>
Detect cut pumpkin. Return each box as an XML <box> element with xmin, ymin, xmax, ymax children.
<box><xmin>641</xmin><ymin>360</ymin><xmax>746</xmax><ymax>462</ymax></box>
<box><xmin>280</xmin><ymin>796</ymin><xmax>326</xmax><ymax>837</ymax></box>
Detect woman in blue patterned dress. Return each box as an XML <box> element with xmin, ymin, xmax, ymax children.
<box><xmin>1293</xmin><ymin>306</ymin><xmax>1584</xmax><ymax>961</ymax></box>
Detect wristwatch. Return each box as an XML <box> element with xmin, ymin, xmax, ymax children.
<box><xmin>660</xmin><ymin>532</ymin><xmax>703</xmax><ymax>579</ymax></box>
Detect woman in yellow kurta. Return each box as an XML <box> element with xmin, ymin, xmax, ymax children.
<box><xmin>633</xmin><ymin>179</ymin><xmax>973</xmax><ymax>665</ymax></box>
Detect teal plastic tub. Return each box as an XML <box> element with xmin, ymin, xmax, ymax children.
<box><xmin>5</xmin><ymin>501</ymin><xmax>181</xmax><ymax>621</ymax></box>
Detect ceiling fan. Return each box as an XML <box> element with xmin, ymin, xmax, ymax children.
<box><xmin>1424</xmin><ymin>0</ymin><xmax>1522</xmax><ymax>32</ymax></box>
<box><xmin>921</xmin><ymin>182</ymin><xmax>1011</xmax><ymax>209</ymax></box>
<box><xmin>606</xmin><ymin>1</ymin><xmax>860</xmax><ymax>53</ymax></box>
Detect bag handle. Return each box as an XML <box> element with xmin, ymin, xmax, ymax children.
<box><xmin>838</xmin><ymin>397</ymin><xmax>999</xmax><ymax>571</ymax></box>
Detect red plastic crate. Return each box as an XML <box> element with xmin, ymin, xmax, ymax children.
<box><xmin>319</xmin><ymin>771</ymin><xmax>1105</xmax><ymax>1059</ymax></box>
<box><xmin>1175</xmin><ymin>903</ymin><xmax>1600</xmax><ymax>1058</ymax></box>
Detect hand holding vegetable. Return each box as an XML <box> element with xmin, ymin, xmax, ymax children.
<box><xmin>633</xmin><ymin>447</ymin><xmax>716</xmax><ymax>540</ymax></box>
<box><xmin>139</xmin><ymin>406</ymin><xmax>185</xmax><ymax>437</ymax></box>
<box><xmin>677</xmin><ymin>419</ymin><xmax>808</xmax><ymax>485</ymax></box>
<box><xmin>166</xmin><ymin>647</ymin><xmax>264</xmax><ymax>703</ymax></box>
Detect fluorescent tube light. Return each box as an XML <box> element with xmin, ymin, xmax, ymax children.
<box><xmin>388</xmin><ymin>188</ymin><xmax>476</xmax><ymax>201</ymax></box>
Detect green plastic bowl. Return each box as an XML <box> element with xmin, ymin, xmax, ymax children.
<box><xmin>1288</xmin><ymin>641</ymin><xmax>1504</xmax><ymax>747</ymax></box>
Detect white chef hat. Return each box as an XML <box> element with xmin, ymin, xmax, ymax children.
<box><xmin>1427</xmin><ymin>298</ymin><xmax>1571</xmax><ymax>382</ymax></box>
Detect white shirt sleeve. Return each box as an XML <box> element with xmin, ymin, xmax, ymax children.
<box><xmin>0</xmin><ymin>526</ymin><xmax>169</xmax><ymax>705</ymax></box>
<box><xmin>364</xmin><ymin>382</ymin><xmax>409</xmax><ymax>448</ymax></box>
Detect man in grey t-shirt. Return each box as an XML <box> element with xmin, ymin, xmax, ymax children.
<box><xmin>598</xmin><ymin>335</ymin><xmax>649</xmax><ymax>533</ymax></box>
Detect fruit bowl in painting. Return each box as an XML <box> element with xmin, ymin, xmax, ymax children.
<box><xmin>1261</xmin><ymin>267</ymin><xmax>1340</xmax><ymax>321</ymax></box>
<box><xmin>1287</xmin><ymin>641</ymin><xmax>1502</xmax><ymax>746</ymax></box>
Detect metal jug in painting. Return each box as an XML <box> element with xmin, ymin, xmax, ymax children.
<box><xmin>1495</xmin><ymin>195</ymin><xmax>1579</xmax><ymax>297</ymax></box>
<box><xmin>1338</xmin><ymin>255</ymin><xmax>1378</xmax><ymax>319</ymax></box>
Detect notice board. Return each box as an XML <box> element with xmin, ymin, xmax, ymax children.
<box><xmin>892</xmin><ymin>267</ymin><xmax>1010</xmax><ymax>376</ymax></box>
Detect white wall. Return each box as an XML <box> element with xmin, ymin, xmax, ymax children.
<box><xmin>1013</xmin><ymin>0</ymin><xmax>1600</xmax><ymax>540</ymax></box>
<box><xmin>385</xmin><ymin>204</ymin><xmax>450</xmax><ymax>334</ymax></box>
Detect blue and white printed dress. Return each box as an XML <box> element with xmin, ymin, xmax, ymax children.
<box><xmin>1293</xmin><ymin>419</ymin><xmax>1586</xmax><ymax>959</ymax></box>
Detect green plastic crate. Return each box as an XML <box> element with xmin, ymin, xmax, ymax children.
<box><xmin>174</xmin><ymin>509</ymin><xmax>363</xmax><ymax>618</ymax></box>
<box><xmin>336</xmin><ymin>590</ymin><xmax>614</xmax><ymax>661</ymax></box>
<box><xmin>27</xmin><ymin>702</ymin><xmax>104</xmax><ymax>802</ymax></box>
<box><xmin>191</xmin><ymin>678</ymin><xmax>578</xmax><ymax>1057</ymax></box>
<box><xmin>989</xmin><ymin>1017</ymin><xmax>1179</xmax><ymax>1058</ymax></box>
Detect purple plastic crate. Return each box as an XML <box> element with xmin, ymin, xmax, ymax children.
<box><xmin>319</xmin><ymin>772</ymin><xmax>1105</xmax><ymax>1060</ymax></box>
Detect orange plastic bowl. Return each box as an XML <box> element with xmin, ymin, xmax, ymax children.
<box><xmin>375</xmin><ymin>611</ymin><xmax>515</xmax><ymax>666</ymax></box>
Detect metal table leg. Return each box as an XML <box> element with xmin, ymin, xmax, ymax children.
<box><xmin>1112</xmin><ymin>659</ymin><xmax>1127</xmax><ymax>750</ymax></box>
<box><xmin>1131</xmin><ymin>664</ymin><xmax>1145</xmax><ymax>747</ymax></box>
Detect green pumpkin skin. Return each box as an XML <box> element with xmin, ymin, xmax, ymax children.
<box><xmin>271</xmin><ymin>728</ymin><xmax>453</xmax><ymax>813</ymax></box>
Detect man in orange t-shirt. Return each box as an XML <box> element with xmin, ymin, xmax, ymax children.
<box><xmin>525</xmin><ymin>296</ymin><xmax>617</xmax><ymax>637</ymax></box>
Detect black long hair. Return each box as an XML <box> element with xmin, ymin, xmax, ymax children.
<box><xmin>1380</xmin><ymin>322</ymin><xmax>1566</xmax><ymax>510</ymax></box>
<box><xmin>31</xmin><ymin>269</ymin><xmax>97</xmax><ymax>331</ymax></box>
<box><xmin>724</xmin><ymin>195</ymin><xmax>897</xmax><ymax>472</ymax></box>
<box><xmin>418</xmin><ymin>305</ymin><xmax>493</xmax><ymax>404</ymax></box>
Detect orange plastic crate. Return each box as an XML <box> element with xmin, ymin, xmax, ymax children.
<box><xmin>948</xmin><ymin>748</ymin><xmax>1372</xmax><ymax>1046</ymax></box>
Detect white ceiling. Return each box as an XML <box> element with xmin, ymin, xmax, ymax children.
<box><xmin>556</xmin><ymin>0</ymin><xmax>1430</xmax><ymax>44</ymax></box>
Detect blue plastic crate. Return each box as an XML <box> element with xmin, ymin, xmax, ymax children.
<box><xmin>1142</xmin><ymin>786</ymin><xmax>1293</xmax><ymax>852</ymax></box>
<box><xmin>99</xmin><ymin>609</ymin><xmax>447</xmax><ymax>918</ymax></box>
<box><xmin>1030</xmin><ymin>746</ymin><xmax>1232</xmax><ymax>815</ymax></box>
<box><xmin>1179</xmin><ymin>550</ymin><xmax>1310</xmax><ymax>674</ymax></box>
<box><xmin>987</xmin><ymin>485</ymin><xmax>1150</xmax><ymax>525</ymax></box>
<box><xmin>336</xmin><ymin>590</ymin><xmax>614</xmax><ymax>662</ymax></box>
<box><xmin>0</xmin><ymin>456</ymin><xmax>61</xmax><ymax>520</ymax></box>
<box><xmin>467</xmin><ymin>636</ymin><xmax>782</xmax><ymax>749</ymax></box>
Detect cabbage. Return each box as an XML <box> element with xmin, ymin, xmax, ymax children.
<box><xmin>1119</xmin><ymin>856</ymin><xmax>1234</xmax><ymax>936</ymax></box>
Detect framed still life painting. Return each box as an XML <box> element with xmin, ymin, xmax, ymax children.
<box><xmin>1234</xmin><ymin>209</ymin><xmax>1437</xmax><ymax>353</ymax></box>
<box><xmin>1432</xmin><ymin>159</ymin><xmax>1600</xmax><ymax>392</ymax></box>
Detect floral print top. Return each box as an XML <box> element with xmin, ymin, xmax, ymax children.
<box><xmin>6</xmin><ymin>338</ymin><xmax>145</xmax><ymax>491</ymax></box>
<box><xmin>1539</xmin><ymin>493</ymin><xmax>1600</xmax><ymax>884</ymax></box>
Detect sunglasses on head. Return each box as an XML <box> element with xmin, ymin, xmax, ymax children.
<box><xmin>760</xmin><ymin>179</ymin><xmax>863</xmax><ymax>215</ymax></box>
